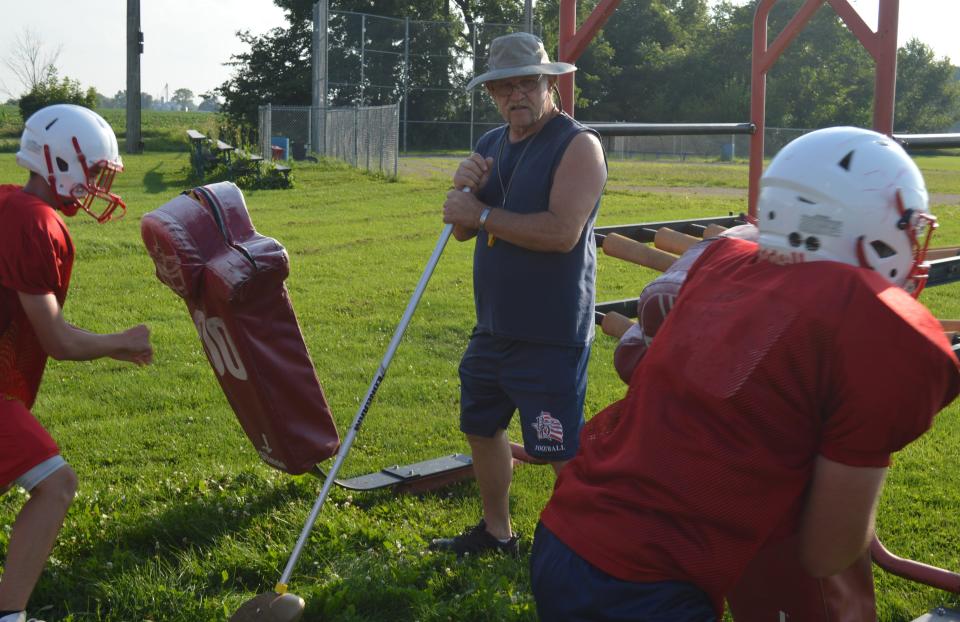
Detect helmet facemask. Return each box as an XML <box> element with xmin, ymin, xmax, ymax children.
<box><xmin>42</xmin><ymin>137</ymin><xmax>126</xmax><ymax>223</ymax></box>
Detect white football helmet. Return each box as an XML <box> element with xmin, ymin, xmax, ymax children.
<box><xmin>757</xmin><ymin>126</ymin><xmax>935</xmax><ymax>296</ymax></box>
<box><xmin>16</xmin><ymin>104</ymin><xmax>126</xmax><ymax>222</ymax></box>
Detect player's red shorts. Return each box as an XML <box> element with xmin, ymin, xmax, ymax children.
<box><xmin>0</xmin><ymin>397</ymin><xmax>60</xmax><ymax>489</ymax></box>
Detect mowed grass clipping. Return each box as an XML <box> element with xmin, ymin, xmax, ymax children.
<box><xmin>0</xmin><ymin>150</ymin><xmax>958</xmax><ymax>621</ymax></box>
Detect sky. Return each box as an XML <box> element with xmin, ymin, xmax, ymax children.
<box><xmin>0</xmin><ymin>1</ymin><xmax>957</xmax><ymax>105</ymax></box>
<box><xmin>0</xmin><ymin>0</ymin><xmax>288</xmax><ymax>102</ymax></box>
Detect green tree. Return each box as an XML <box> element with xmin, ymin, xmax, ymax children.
<box><xmin>198</xmin><ymin>91</ymin><xmax>221</xmax><ymax>112</ymax></box>
<box><xmin>2</xmin><ymin>28</ymin><xmax>62</xmax><ymax>98</ymax></box>
<box><xmin>217</xmin><ymin>1</ymin><xmax>313</xmax><ymax>135</ymax></box>
<box><xmin>536</xmin><ymin>0</ymin><xmax>712</xmax><ymax>121</ymax></box>
<box><xmin>669</xmin><ymin>0</ymin><xmax>753</xmax><ymax>122</ymax></box>
<box><xmin>895</xmin><ymin>39</ymin><xmax>960</xmax><ymax>132</ymax></box>
<box><xmin>172</xmin><ymin>88</ymin><xmax>197</xmax><ymax>110</ymax></box>
<box><xmin>760</xmin><ymin>1</ymin><xmax>874</xmax><ymax>128</ymax></box>
<box><xmin>18</xmin><ymin>70</ymin><xmax>97</xmax><ymax>121</ymax></box>
<box><xmin>535</xmin><ymin>0</ymin><xmax>620</xmax><ymax>117</ymax></box>
<box><xmin>106</xmin><ymin>90</ymin><xmax>127</xmax><ymax>108</ymax></box>
<box><xmin>216</xmin><ymin>0</ymin><xmax>960</xmax><ymax>149</ymax></box>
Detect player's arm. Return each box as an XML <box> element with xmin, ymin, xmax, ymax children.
<box><xmin>797</xmin><ymin>455</ymin><xmax>887</xmax><ymax>577</ymax></box>
<box><xmin>480</xmin><ymin>132</ymin><xmax>606</xmax><ymax>253</ymax></box>
<box><xmin>18</xmin><ymin>291</ymin><xmax>153</xmax><ymax>365</ymax></box>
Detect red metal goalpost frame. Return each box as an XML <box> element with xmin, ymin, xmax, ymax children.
<box><xmin>557</xmin><ymin>0</ymin><xmax>901</xmax><ymax>219</ymax></box>
<box><xmin>557</xmin><ymin>0</ymin><xmax>622</xmax><ymax>117</ymax></box>
<box><xmin>748</xmin><ymin>0</ymin><xmax>900</xmax><ymax>217</ymax></box>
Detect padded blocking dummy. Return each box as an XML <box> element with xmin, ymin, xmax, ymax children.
<box><xmin>141</xmin><ymin>182</ymin><xmax>339</xmax><ymax>474</ymax></box>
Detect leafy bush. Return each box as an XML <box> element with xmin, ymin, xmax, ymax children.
<box><xmin>18</xmin><ymin>71</ymin><xmax>97</xmax><ymax>121</ymax></box>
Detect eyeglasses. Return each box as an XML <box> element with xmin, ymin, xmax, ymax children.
<box><xmin>487</xmin><ymin>75</ymin><xmax>544</xmax><ymax>97</ymax></box>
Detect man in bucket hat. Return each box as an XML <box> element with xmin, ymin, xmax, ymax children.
<box><xmin>432</xmin><ymin>32</ymin><xmax>607</xmax><ymax>556</ymax></box>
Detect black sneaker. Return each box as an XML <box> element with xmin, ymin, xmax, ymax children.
<box><xmin>429</xmin><ymin>519</ymin><xmax>520</xmax><ymax>557</ymax></box>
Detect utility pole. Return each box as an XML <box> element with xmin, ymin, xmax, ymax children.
<box><xmin>525</xmin><ymin>0</ymin><xmax>533</xmax><ymax>33</ymax></box>
<box><xmin>312</xmin><ymin>0</ymin><xmax>328</xmax><ymax>156</ymax></box>
<box><xmin>126</xmin><ymin>0</ymin><xmax>143</xmax><ymax>154</ymax></box>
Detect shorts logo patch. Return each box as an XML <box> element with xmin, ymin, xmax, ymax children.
<box><xmin>532</xmin><ymin>411</ymin><xmax>564</xmax><ymax>443</ymax></box>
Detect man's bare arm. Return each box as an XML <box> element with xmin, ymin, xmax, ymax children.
<box><xmin>442</xmin><ymin>132</ymin><xmax>606</xmax><ymax>252</ymax></box>
<box><xmin>481</xmin><ymin>132</ymin><xmax>606</xmax><ymax>252</ymax></box>
<box><xmin>18</xmin><ymin>291</ymin><xmax>153</xmax><ymax>365</ymax></box>
<box><xmin>798</xmin><ymin>455</ymin><xmax>887</xmax><ymax>577</ymax></box>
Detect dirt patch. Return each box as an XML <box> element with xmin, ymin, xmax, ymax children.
<box><xmin>398</xmin><ymin>156</ymin><xmax>461</xmax><ymax>180</ymax></box>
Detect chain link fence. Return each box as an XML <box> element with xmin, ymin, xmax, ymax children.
<box><xmin>323</xmin><ymin>10</ymin><xmax>541</xmax><ymax>152</ymax></box>
<box><xmin>259</xmin><ymin>103</ymin><xmax>399</xmax><ymax>177</ymax></box>
<box><xmin>599</xmin><ymin>127</ymin><xmax>809</xmax><ymax>161</ymax></box>
<box><xmin>258</xmin><ymin>7</ymin><xmax>817</xmax><ymax>173</ymax></box>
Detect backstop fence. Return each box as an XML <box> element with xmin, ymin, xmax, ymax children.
<box><xmin>598</xmin><ymin>127</ymin><xmax>808</xmax><ymax>161</ymax></box>
<box><xmin>259</xmin><ymin>103</ymin><xmax>400</xmax><ymax>177</ymax></box>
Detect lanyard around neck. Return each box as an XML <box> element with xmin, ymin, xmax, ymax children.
<box><xmin>496</xmin><ymin>128</ymin><xmax>538</xmax><ymax>209</ymax></box>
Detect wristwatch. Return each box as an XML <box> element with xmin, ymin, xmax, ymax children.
<box><xmin>478</xmin><ymin>207</ymin><xmax>492</xmax><ymax>231</ymax></box>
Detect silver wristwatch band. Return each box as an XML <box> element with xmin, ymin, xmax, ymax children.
<box><xmin>478</xmin><ymin>207</ymin><xmax>492</xmax><ymax>231</ymax></box>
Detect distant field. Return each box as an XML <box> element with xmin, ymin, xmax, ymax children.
<box><xmin>1</xmin><ymin>122</ymin><xmax>960</xmax><ymax>619</ymax></box>
<box><xmin>0</xmin><ymin>104</ymin><xmax>222</xmax><ymax>152</ymax></box>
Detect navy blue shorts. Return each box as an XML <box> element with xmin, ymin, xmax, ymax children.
<box><xmin>458</xmin><ymin>332</ymin><xmax>589</xmax><ymax>461</ymax></box>
<box><xmin>530</xmin><ymin>523</ymin><xmax>717</xmax><ymax>622</ymax></box>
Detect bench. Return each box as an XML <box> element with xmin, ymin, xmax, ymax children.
<box><xmin>273</xmin><ymin>164</ymin><xmax>292</xmax><ymax>181</ymax></box>
<box><xmin>211</xmin><ymin>139</ymin><xmax>236</xmax><ymax>166</ymax></box>
<box><xmin>229</xmin><ymin>152</ymin><xmax>264</xmax><ymax>180</ymax></box>
<box><xmin>186</xmin><ymin>131</ymin><xmax>241</xmax><ymax>180</ymax></box>
<box><xmin>185</xmin><ymin>132</ymin><xmax>290</xmax><ymax>187</ymax></box>
<box><xmin>186</xmin><ymin>130</ymin><xmax>210</xmax><ymax>178</ymax></box>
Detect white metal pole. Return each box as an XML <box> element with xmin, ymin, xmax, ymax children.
<box><xmin>276</xmin><ymin>222</ymin><xmax>455</xmax><ymax>590</ymax></box>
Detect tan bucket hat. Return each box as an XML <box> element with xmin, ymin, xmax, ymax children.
<box><xmin>466</xmin><ymin>32</ymin><xmax>576</xmax><ymax>90</ymax></box>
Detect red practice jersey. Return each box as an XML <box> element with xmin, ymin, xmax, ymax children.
<box><xmin>0</xmin><ymin>185</ymin><xmax>74</xmax><ymax>407</ymax></box>
<box><xmin>541</xmin><ymin>237</ymin><xmax>960</xmax><ymax>616</ymax></box>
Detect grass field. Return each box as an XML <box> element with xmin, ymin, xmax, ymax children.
<box><xmin>2</xmin><ymin>143</ymin><xmax>960</xmax><ymax>621</ymax></box>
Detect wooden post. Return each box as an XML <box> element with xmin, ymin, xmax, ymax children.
<box><xmin>126</xmin><ymin>0</ymin><xmax>143</xmax><ymax>154</ymax></box>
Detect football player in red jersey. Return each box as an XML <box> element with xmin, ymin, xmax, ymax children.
<box><xmin>0</xmin><ymin>104</ymin><xmax>152</xmax><ymax>622</ymax></box>
<box><xmin>531</xmin><ymin>127</ymin><xmax>960</xmax><ymax>621</ymax></box>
